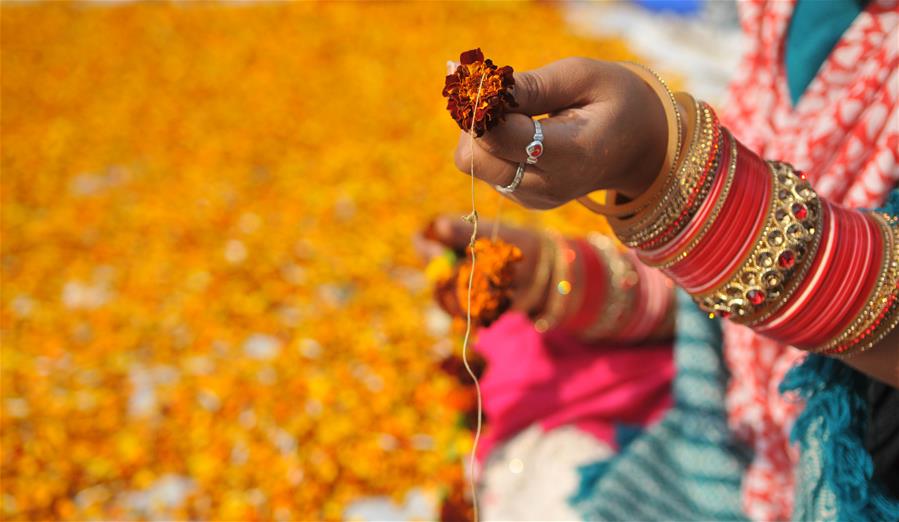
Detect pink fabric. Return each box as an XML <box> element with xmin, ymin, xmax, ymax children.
<box><xmin>473</xmin><ymin>312</ymin><xmax>674</xmax><ymax>462</ymax></box>
<box><xmin>720</xmin><ymin>1</ymin><xmax>899</xmax><ymax>519</ymax></box>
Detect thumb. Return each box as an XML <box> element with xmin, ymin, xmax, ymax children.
<box><xmin>511</xmin><ymin>57</ymin><xmax>601</xmax><ymax>116</ymax></box>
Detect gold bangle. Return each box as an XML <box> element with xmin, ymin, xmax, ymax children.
<box><xmin>649</xmin><ymin>129</ymin><xmax>738</xmax><ymax>270</ymax></box>
<box><xmin>635</xmin><ymin>101</ymin><xmax>721</xmax><ymax>247</ymax></box>
<box><xmin>581</xmin><ymin>233</ymin><xmax>639</xmax><ymax>340</ymax></box>
<box><xmin>610</xmin><ymin>93</ymin><xmax>700</xmax><ymax>242</ymax></box>
<box><xmin>562</xmin><ymin>238</ymin><xmax>589</xmax><ymax>328</ymax></box>
<box><xmin>577</xmin><ymin>62</ymin><xmax>682</xmax><ymax>217</ymax></box>
<box><xmin>613</xmin><ymin>99</ymin><xmax>721</xmax><ymax>247</ymax></box>
<box><xmin>533</xmin><ymin>234</ymin><xmax>574</xmax><ymax>333</ymax></box>
<box><xmin>694</xmin><ymin>161</ymin><xmax>822</xmax><ymax>321</ymax></box>
<box><xmin>518</xmin><ymin>234</ymin><xmax>555</xmax><ymax>315</ymax></box>
<box><xmin>743</xmin><ymin>162</ymin><xmax>826</xmax><ymax>326</ymax></box>
<box><xmin>840</xmin><ymin>292</ymin><xmax>899</xmax><ymax>359</ymax></box>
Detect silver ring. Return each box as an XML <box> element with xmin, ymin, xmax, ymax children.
<box><xmin>525</xmin><ymin>119</ymin><xmax>544</xmax><ymax>165</ymax></box>
<box><xmin>496</xmin><ymin>163</ymin><xmax>525</xmax><ymax>194</ymax></box>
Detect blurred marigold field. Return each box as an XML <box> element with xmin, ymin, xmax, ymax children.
<box><xmin>1</xmin><ymin>2</ymin><xmax>628</xmax><ymax>520</ymax></box>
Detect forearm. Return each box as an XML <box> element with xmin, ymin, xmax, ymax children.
<box><xmin>609</xmin><ymin>90</ymin><xmax>899</xmax><ymax>386</ymax></box>
<box><xmin>844</xmin><ymin>327</ymin><xmax>899</xmax><ymax>387</ymax></box>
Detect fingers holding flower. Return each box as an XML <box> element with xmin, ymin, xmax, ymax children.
<box><xmin>442</xmin><ymin>48</ymin><xmax>517</xmax><ymax>138</ymax></box>
<box><xmin>417</xmin><ymin>216</ymin><xmax>546</xmax><ymax>321</ymax></box>
<box><xmin>443</xmin><ymin>52</ymin><xmax>670</xmax><ymax>208</ymax></box>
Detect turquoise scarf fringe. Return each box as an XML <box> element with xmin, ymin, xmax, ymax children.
<box><xmin>780</xmin><ymin>189</ymin><xmax>899</xmax><ymax>521</ymax></box>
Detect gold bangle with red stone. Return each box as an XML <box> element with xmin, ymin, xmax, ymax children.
<box><xmin>694</xmin><ymin>161</ymin><xmax>823</xmax><ymax>321</ymax></box>
<box><xmin>741</xmin><ymin>163</ymin><xmax>827</xmax><ymax>326</ymax></box>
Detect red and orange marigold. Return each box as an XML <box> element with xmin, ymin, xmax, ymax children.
<box><xmin>442</xmin><ymin>48</ymin><xmax>517</xmax><ymax>137</ymax></box>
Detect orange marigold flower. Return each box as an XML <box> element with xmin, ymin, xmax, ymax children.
<box><xmin>442</xmin><ymin>48</ymin><xmax>517</xmax><ymax>137</ymax></box>
<box><xmin>432</xmin><ymin>238</ymin><xmax>522</xmax><ymax>327</ymax></box>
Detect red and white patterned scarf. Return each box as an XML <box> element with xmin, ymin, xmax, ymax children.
<box><xmin>719</xmin><ymin>0</ymin><xmax>899</xmax><ymax>519</ymax></box>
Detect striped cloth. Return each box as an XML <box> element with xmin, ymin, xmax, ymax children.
<box><xmin>570</xmin><ymin>290</ymin><xmax>750</xmax><ymax>521</ymax></box>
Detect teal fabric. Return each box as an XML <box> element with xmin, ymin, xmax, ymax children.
<box><xmin>780</xmin><ymin>189</ymin><xmax>899</xmax><ymax>522</ymax></box>
<box><xmin>785</xmin><ymin>0</ymin><xmax>866</xmax><ymax>105</ymax></box>
<box><xmin>570</xmin><ymin>291</ymin><xmax>751</xmax><ymax>521</ymax></box>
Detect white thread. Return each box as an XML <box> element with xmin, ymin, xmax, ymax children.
<box><xmin>461</xmin><ymin>71</ymin><xmax>487</xmax><ymax>522</ymax></box>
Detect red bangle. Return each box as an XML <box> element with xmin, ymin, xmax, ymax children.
<box><xmin>641</xmin><ymin>130</ymin><xmax>733</xmax><ymax>265</ymax></box>
<box><xmin>616</xmin><ymin>260</ymin><xmax>672</xmax><ymax>341</ymax></box>
<box><xmin>773</xmin><ymin>208</ymin><xmax>865</xmax><ymax>343</ymax></box>
<box><xmin>821</xmin><ymin>212</ymin><xmax>899</xmax><ymax>356</ymax></box>
<box><xmin>636</xmin><ymin>114</ymin><xmax>722</xmax><ymax>250</ymax></box>
<box><xmin>666</xmin><ymin>141</ymin><xmax>760</xmax><ymax>288</ymax></box>
<box><xmin>693</xmin><ymin>144</ymin><xmax>773</xmax><ymax>293</ymax></box>
<box><xmin>808</xmin><ymin>214</ymin><xmax>883</xmax><ymax>346</ymax></box>
<box><xmin>756</xmin><ymin>201</ymin><xmax>837</xmax><ymax>334</ymax></box>
<box><xmin>782</xmin><ymin>210</ymin><xmax>883</xmax><ymax>347</ymax></box>
<box><xmin>669</xmin><ymin>143</ymin><xmax>770</xmax><ymax>292</ymax></box>
<box><xmin>561</xmin><ymin>239</ymin><xmax>608</xmax><ymax>331</ymax></box>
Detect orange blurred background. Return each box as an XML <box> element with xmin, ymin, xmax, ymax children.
<box><xmin>1</xmin><ymin>2</ymin><xmax>635</xmax><ymax>520</ymax></box>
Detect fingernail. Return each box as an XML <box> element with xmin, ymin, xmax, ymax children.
<box><xmin>446</xmin><ymin>61</ymin><xmax>458</xmax><ymax>75</ymax></box>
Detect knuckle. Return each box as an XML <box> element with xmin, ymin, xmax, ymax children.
<box><xmin>529</xmin><ymin>74</ymin><xmax>549</xmax><ymax>105</ymax></box>
<box><xmin>563</xmin><ymin>56</ymin><xmax>599</xmax><ymax>91</ymax></box>
<box><xmin>476</xmin><ymin>135</ymin><xmax>501</xmax><ymax>157</ymax></box>
<box><xmin>517</xmin><ymin>72</ymin><xmax>544</xmax><ymax>108</ymax></box>
<box><xmin>570</xmin><ymin>56</ymin><xmax>597</xmax><ymax>69</ymax></box>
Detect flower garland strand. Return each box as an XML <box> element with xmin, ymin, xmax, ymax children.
<box><xmin>461</xmin><ymin>71</ymin><xmax>487</xmax><ymax>522</ymax></box>
<box><xmin>442</xmin><ymin>48</ymin><xmax>522</xmax><ymax>520</ymax></box>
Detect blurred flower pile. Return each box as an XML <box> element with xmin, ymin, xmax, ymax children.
<box><xmin>1</xmin><ymin>2</ymin><xmax>629</xmax><ymax>520</ymax></box>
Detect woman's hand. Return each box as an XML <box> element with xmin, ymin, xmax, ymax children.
<box><xmin>414</xmin><ymin>216</ymin><xmax>545</xmax><ymax>313</ymax></box>
<box><xmin>452</xmin><ymin>58</ymin><xmax>668</xmax><ymax>209</ymax></box>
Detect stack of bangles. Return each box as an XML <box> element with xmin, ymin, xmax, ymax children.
<box><xmin>575</xmin><ymin>64</ymin><xmax>899</xmax><ymax>358</ymax></box>
<box><xmin>523</xmin><ymin>231</ymin><xmax>674</xmax><ymax>343</ymax></box>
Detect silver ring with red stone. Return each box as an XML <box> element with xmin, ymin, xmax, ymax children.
<box><xmin>525</xmin><ymin>119</ymin><xmax>544</xmax><ymax>165</ymax></box>
<box><xmin>496</xmin><ymin>163</ymin><xmax>526</xmax><ymax>194</ymax></box>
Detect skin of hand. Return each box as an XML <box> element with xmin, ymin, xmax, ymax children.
<box><xmin>414</xmin><ymin>216</ymin><xmax>544</xmax><ymax>313</ymax></box>
<box><xmin>844</xmin><ymin>328</ymin><xmax>899</xmax><ymax>388</ymax></box>
<box><xmin>452</xmin><ymin>58</ymin><xmax>668</xmax><ymax>209</ymax></box>
<box><xmin>446</xmin><ymin>59</ymin><xmax>899</xmax><ymax>386</ymax></box>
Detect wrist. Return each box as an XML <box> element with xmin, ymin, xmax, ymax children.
<box><xmin>618</xmin><ymin>98</ymin><xmax>688</xmax><ymax>201</ymax></box>
<box><xmin>577</xmin><ymin>63</ymin><xmax>684</xmax><ymax>217</ymax></box>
